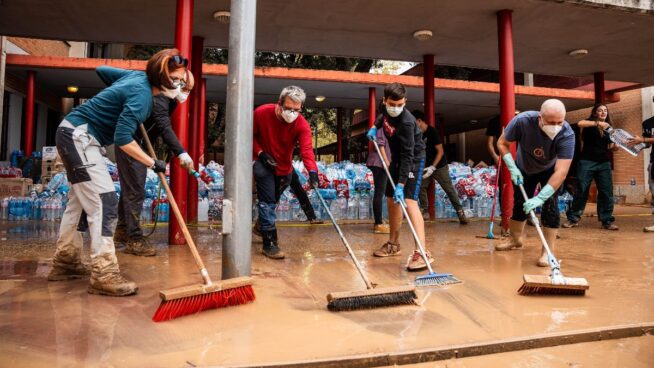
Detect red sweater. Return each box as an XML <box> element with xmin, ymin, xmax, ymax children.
<box><xmin>253</xmin><ymin>104</ymin><xmax>318</xmax><ymax>176</ymax></box>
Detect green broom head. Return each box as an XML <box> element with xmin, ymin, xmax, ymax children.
<box><xmin>327</xmin><ymin>285</ymin><xmax>417</xmax><ymax>312</ymax></box>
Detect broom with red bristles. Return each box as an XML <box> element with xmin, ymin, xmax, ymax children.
<box><xmin>138</xmin><ymin>125</ymin><xmax>255</xmax><ymax>322</ymax></box>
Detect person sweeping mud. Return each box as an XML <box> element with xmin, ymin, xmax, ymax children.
<box><xmin>113</xmin><ymin>63</ymin><xmax>196</xmax><ymax>257</ymax></box>
<box><xmin>253</xmin><ymin>86</ymin><xmax>320</xmax><ymax>259</ymax></box>
<box><xmin>47</xmin><ymin>49</ymin><xmax>188</xmax><ymax>296</ymax></box>
<box><xmin>495</xmin><ymin>99</ymin><xmax>575</xmax><ymax>267</ymax></box>
<box><xmin>367</xmin><ymin>83</ymin><xmax>431</xmax><ymax>271</ymax></box>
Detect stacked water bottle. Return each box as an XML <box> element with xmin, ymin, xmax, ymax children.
<box><xmin>0</xmin><ymin>171</ymin><xmax>69</xmax><ymax>221</ymax></box>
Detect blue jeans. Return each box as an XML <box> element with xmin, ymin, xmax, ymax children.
<box><xmin>253</xmin><ymin>160</ymin><xmax>291</xmax><ymax>231</ymax></box>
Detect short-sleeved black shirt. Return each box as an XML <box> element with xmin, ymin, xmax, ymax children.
<box><xmin>423</xmin><ymin>126</ymin><xmax>447</xmax><ymax>169</ymax></box>
<box><xmin>578</xmin><ymin>125</ymin><xmax>612</xmax><ymax>163</ymax></box>
<box><xmin>643</xmin><ymin>116</ymin><xmax>654</xmax><ymax>162</ymax></box>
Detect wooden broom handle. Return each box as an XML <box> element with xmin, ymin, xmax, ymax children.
<box><xmin>138</xmin><ymin>125</ymin><xmax>213</xmax><ymax>286</ymax></box>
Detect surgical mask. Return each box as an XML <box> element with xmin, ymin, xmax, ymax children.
<box><xmin>541</xmin><ymin>124</ymin><xmax>562</xmax><ymax>140</ymax></box>
<box><xmin>162</xmin><ymin>86</ymin><xmax>180</xmax><ymax>100</ymax></box>
<box><xmin>386</xmin><ymin>104</ymin><xmax>404</xmax><ymax>118</ymax></box>
<box><xmin>281</xmin><ymin>109</ymin><xmax>299</xmax><ymax>124</ymax></box>
<box><xmin>176</xmin><ymin>91</ymin><xmax>190</xmax><ymax>103</ymax></box>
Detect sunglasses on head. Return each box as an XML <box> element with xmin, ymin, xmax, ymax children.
<box><xmin>168</xmin><ymin>55</ymin><xmax>189</xmax><ymax>67</ymax></box>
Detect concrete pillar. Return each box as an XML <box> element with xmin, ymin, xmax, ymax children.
<box><xmin>24</xmin><ymin>71</ymin><xmax>35</xmax><ymax>157</ymax></box>
<box><xmin>169</xmin><ymin>0</ymin><xmax>193</xmax><ymax>245</ymax></box>
<box><xmin>594</xmin><ymin>72</ymin><xmax>606</xmax><ymax>104</ymax></box>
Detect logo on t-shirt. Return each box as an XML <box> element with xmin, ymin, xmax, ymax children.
<box><xmin>383</xmin><ymin>118</ymin><xmax>395</xmax><ymax>137</ymax></box>
<box><xmin>533</xmin><ymin>147</ymin><xmax>545</xmax><ymax>158</ymax></box>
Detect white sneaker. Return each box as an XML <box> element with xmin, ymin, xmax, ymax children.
<box><xmin>644</xmin><ymin>225</ymin><xmax>654</xmax><ymax>233</ymax></box>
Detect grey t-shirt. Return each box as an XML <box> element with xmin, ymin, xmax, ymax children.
<box><xmin>503</xmin><ymin>111</ymin><xmax>575</xmax><ymax>175</ymax></box>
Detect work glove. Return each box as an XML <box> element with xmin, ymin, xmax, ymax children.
<box><xmin>523</xmin><ymin>184</ymin><xmax>556</xmax><ymax>214</ymax></box>
<box><xmin>309</xmin><ymin>171</ymin><xmax>320</xmax><ymax>188</ymax></box>
<box><xmin>258</xmin><ymin>152</ymin><xmax>277</xmax><ymax>171</ymax></box>
<box><xmin>151</xmin><ymin>159</ymin><xmax>167</xmax><ymax>174</ymax></box>
<box><xmin>502</xmin><ymin>153</ymin><xmax>523</xmax><ymax>185</ymax></box>
<box><xmin>393</xmin><ymin>183</ymin><xmax>405</xmax><ymax>205</ymax></box>
<box><xmin>178</xmin><ymin>152</ymin><xmax>194</xmax><ymax>169</ymax></box>
<box><xmin>366</xmin><ymin>127</ymin><xmax>378</xmax><ymax>142</ymax></box>
<box><xmin>422</xmin><ymin>165</ymin><xmax>435</xmax><ymax>179</ymax></box>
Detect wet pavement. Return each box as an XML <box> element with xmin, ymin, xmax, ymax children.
<box><xmin>0</xmin><ymin>204</ymin><xmax>653</xmax><ymax>367</ymax></box>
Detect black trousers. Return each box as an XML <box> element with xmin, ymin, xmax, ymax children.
<box><xmin>115</xmin><ymin>147</ymin><xmax>148</xmax><ymax>239</ymax></box>
<box><xmin>511</xmin><ymin>167</ymin><xmax>560</xmax><ymax>229</ymax></box>
<box><xmin>289</xmin><ymin>169</ymin><xmax>316</xmax><ymax>221</ymax></box>
<box><xmin>368</xmin><ymin>166</ymin><xmax>387</xmax><ymax>225</ymax></box>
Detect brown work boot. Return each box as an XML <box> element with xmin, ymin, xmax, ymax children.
<box><xmin>48</xmin><ymin>243</ymin><xmax>90</xmax><ymax>281</ymax></box>
<box><xmin>538</xmin><ymin>227</ymin><xmax>558</xmax><ymax>267</ymax></box>
<box><xmin>113</xmin><ymin>225</ymin><xmax>128</xmax><ymax>244</ymax></box>
<box><xmin>373</xmin><ymin>223</ymin><xmax>390</xmax><ymax>234</ymax></box>
<box><xmin>495</xmin><ymin>220</ymin><xmax>526</xmax><ymax>251</ymax></box>
<box><xmin>406</xmin><ymin>249</ymin><xmax>434</xmax><ymax>271</ymax></box>
<box><xmin>373</xmin><ymin>241</ymin><xmax>401</xmax><ymax>257</ymax></box>
<box><xmin>262</xmin><ymin>229</ymin><xmax>285</xmax><ymax>259</ymax></box>
<box><xmin>88</xmin><ymin>253</ymin><xmax>138</xmax><ymax>296</ymax></box>
<box><xmin>309</xmin><ymin>218</ymin><xmax>324</xmax><ymax>225</ymax></box>
<box><xmin>123</xmin><ymin>237</ymin><xmax>156</xmax><ymax>257</ymax></box>
<box><xmin>456</xmin><ymin>209</ymin><xmax>469</xmax><ymax>225</ymax></box>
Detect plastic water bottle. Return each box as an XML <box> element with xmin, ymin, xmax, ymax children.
<box><xmin>198</xmin><ymin>198</ymin><xmax>209</xmax><ymax>222</ymax></box>
<box><xmin>1</xmin><ymin>197</ymin><xmax>8</xmax><ymax>220</ymax></box>
<box><xmin>347</xmin><ymin>192</ymin><xmax>358</xmax><ymax>220</ymax></box>
<box><xmin>358</xmin><ymin>190</ymin><xmax>370</xmax><ymax>220</ymax></box>
<box><xmin>337</xmin><ymin>193</ymin><xmax>347</xmax><ymax>220</ymax></box>
<box><xmin>160</xmin><ymin>201</ymin><xmax>169</xmax><ymax>222</ymax></box>
<box><xmin>329</xmin><ymin>197</ymin><xmax>341</xmax><ymax>220</ymax></box>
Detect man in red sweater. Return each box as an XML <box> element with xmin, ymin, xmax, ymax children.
<box><xmin>253</xmin><ymin>86</ymin><xmax>319</xmax><ymax>259</ymax></box>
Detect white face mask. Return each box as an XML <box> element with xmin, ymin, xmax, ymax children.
<box><xmin>386</xmin><ymin>104</ymin><xmax>404</xmax><ymax>118</ymax></box>
<box><xmin>541</xmin><ymin>124</ymin><xmax>562</xmax><ymax>140</ymax></box>
<box><xmin>176</xmin><ymin>91</ymin><xmax>190</xmax><ymax>103</ymax></box>
<box><xmin>162</xmin><ymin>86</ymin><xmax>180</xmax><ymax>100</ymax></box>
<box><xmin>281</xmin><ymin>109</ymin><xmax>299</xmax><ymax>124</ymax></box>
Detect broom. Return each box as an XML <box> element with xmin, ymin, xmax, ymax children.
<box><xmin>372</xmin><ymin>140</ymin><xmax>460</xmax><ymax>287</ymax></box>
<box><xmin>476</xmin><ymin>160</ymin><xmax>502</xmax><ymax>240</ymax></box>
<box><xmin>517</xmin><ymin>184</ymin><xmax>589</xmax><ymax>296</ymax></box>
<box><xmin>138</xmin><ymin>125</ymin><xmax>255</xmax><ymax>322</ymax></box>
<box><xmin>312</xmin><ymin>184</ymin><xmax>417</xmax><ymax>311</ymax></box>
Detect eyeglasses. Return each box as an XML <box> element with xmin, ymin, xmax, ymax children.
<box><xmin>168</xmin><ymin>55</ymin><xmax>189</xmax><ymax>68</ymax></box>
<box><xmin>279</xmin><ymin>104</ymin><xmax>302</xmax><ymax>114</ymax></box>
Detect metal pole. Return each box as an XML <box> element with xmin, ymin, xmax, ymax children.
<box><xmin>24</xmin><ymin>71</ymin><xmax>36</xmax><ymax>158</ymax></box>
<box><xmin>187</xmin><ymin>35</ymin><xmax>204</xmax><ymax>223</ymax></box>
<box><xmin>169</xmin><ymin>0</ymin><xmax>194</xmax><ymax>245</ymax></box>
<box><xmin>223</xmin><ymin>0</ymin><xmax>257</xmax><ymax>279</ymax></box>
<box><xmin>594</xmin><ymin>72</ymin><xmax>605</xmax><ymax>104</ymax></box>
<box><xmin>497</xmin><ymin>9</ymin><xmax>516</xmax><ymax>233</ymax></box>
<box><xmin>423</xmin><ymin>54</ymin><xmax>436</xmax><ymax>220</ymax></box>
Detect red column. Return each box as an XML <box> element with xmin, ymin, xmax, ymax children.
<box><xmin>187</xmin><ymin>36</ymin><xmax>203</xmax><ymax>223</ymax></box>
<box><xmin>498</xmin><ymin>9</ymin><xmax>516</xmax><ymax>232</ymax></box>
<box><xmin>23</xmin><ymin>71</ymin><xmax>35</xmax><ymax>157</ymax></box>
<box><xmin>336</xmin><ymin>108</ymin><xmax>343</xmax><ymax>161</ymax></box>
<box><xmin>169</xmin><ymin>0</ymin><xmax>193</xmax><ymax>244</ymax></box>
<box><xmin>594</xmin><ymin>72</ymin><xmax>605</xmax><ymax>104</ymax></box>
<box><xmin>368</xmin><ymin>87</ymin><xmax>376</xmax><ymax>153</ymax></box>
<box><xmin>423</xmin><ymin>55</ymin><xmax>436</xmax><ymax>220</ymax></box>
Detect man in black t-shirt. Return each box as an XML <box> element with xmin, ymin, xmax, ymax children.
<box><xmin>629</xmin><ymin>116</ymin><xmax>654</xmax><ymax>232</ymax></box>
<box><xmin>413</xmin><ymin>110</ymin><xmax>467</xmax><ymax>225</ymax></box>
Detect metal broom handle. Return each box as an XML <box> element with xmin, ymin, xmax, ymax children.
<box><xmin>312</xmin><ymin>183</ymin><xmax>374</xmax><ymax>289</ymax></box>
<box><xmin>518</xmin><ymin>184</ymin><xmax>561</xmax><ymax>273</ymax></box>
<box><xmin>372</xmin><ymin>139</ymin><xmax>435</xmax><ymax>274</ymax></box>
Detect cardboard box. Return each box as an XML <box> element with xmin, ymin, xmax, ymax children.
<box><xmin>0</xmin><ymin>178</ymin><xmax>33</xmax><ymax>198</ymax></box>
<box><xmin>42</xmin><ymin>146</ymin><xmax>58</xmax><ymax>161</ymax></box>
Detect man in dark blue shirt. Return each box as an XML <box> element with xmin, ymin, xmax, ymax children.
<box><xmin>495</xmin><ymin>99</ymin><xmax>575</xmax><ymax>267</ymax></box>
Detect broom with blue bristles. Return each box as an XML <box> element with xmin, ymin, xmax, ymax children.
<box><xmin>372</xmin><ymin>140</ymin><xmax>461</xmax><ymax>287</ymax></box>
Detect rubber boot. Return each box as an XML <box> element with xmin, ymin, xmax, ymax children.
<box><xmin>456</xmin><ymin>209</ymin><xmax>469</xmax><ymax>225</ymax></box>
<box><xmin>495</xmin><ymin>220</ymin><xmax>526</xmax><ymax>251</ymax></box>
<box><xmin>123</xmin><ymin>237</ymin><xmax>156</xmax><ymax>257</ymax></box>
<box><xmin>48</xmin><ymin>232</ymin><xmax>90</xmax><ymax>281</ymax></box>
<box><xmin>88</xmin><ymin>253</ymin><xmax>138</xmax><ymax>296</ymax></box>
<box><xmin>262</xmin><ymin>229</ymin><xmax>285</xmax><ymax>259</ymax></box>
<box><xmin>538</xmin><ymin>227</ymin><xmax>558</xmax><ymax>267</ymax></box>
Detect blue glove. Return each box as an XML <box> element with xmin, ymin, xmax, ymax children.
<box><xmin>523</xmin><ymin>184</ymin><xmax>556</xmax><ymax>214</ymax></box>
<box><xmin>393</xmin><ymin>183</ymin><xmax>405</xmax><ymax>205</ymax></box>
<box><xmin>366</xmin><ymin>127</ymin><xmax>378</xmax><ymax>142</ymax></box>
<box><xmin>502</xmin><ymin>153</ymin><xmax>523</xmax><ymax>185</ymax></box>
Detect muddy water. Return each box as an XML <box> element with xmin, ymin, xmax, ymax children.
<box><xmin>400</xmin><ymin>336</ymin><xmax>654</xmax><ymax>368</ymax></box>
<box><xmin>0</xmin><ymin>208</ymin><xmax>653</xmax><ymax>367</ymax></box>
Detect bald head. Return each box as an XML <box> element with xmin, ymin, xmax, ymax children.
<box><xmin>540</xmin><ymin>99</ymin><xmax>566</xmax><ymax>125</ymax></box>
